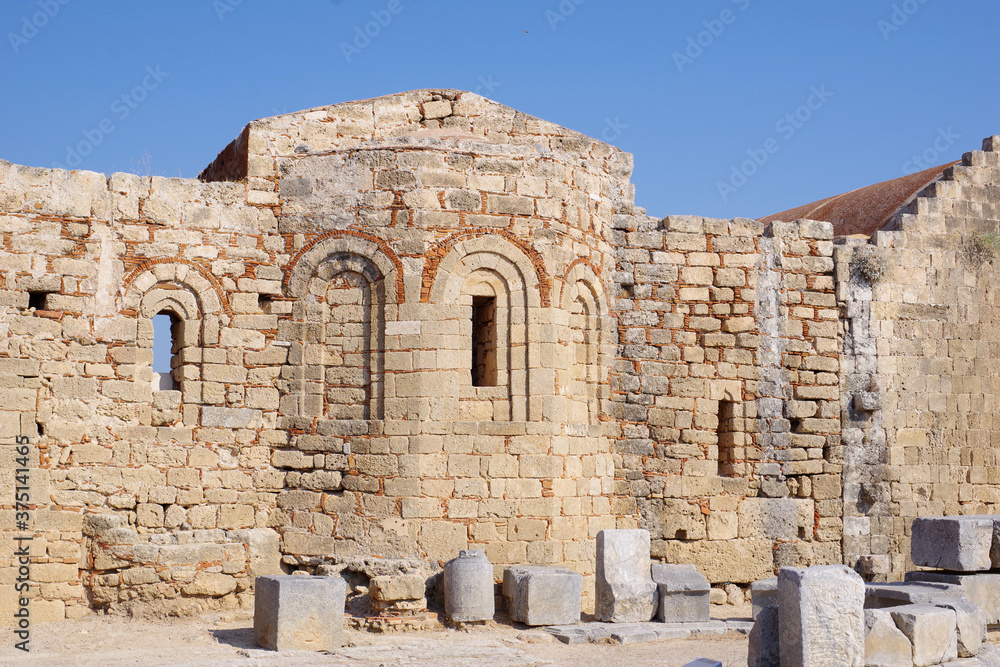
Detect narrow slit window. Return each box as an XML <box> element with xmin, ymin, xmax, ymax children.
<box><xmin>152</xmin><ymin>312</ymin><xmax>178</xmax><ymax>391</ymax></box>
<box><xmin>471</xmin><ymin>295</ymin><xmax>497</xmax><ymax>387</ymax></box>
<box><xmin>717</xmin><ymin>400</ymin><xmax>741</xmax><ymax>477</ymax></box>
<box><xmin>28</xmin><ymin>291</ymin><xmax>53</xmax><ymax>311</ymax></box>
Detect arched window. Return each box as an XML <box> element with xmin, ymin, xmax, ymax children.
<box><xmin>152</xmin><ymin>312</ymin><xmax>178</xmax><ymax>391</ymax></box>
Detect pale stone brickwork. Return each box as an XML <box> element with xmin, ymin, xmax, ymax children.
<box><xmin>0</xmin><ymin>88</ymin><xmax>996</xmax><ymax>622</ymax></box>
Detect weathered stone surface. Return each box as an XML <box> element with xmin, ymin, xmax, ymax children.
<box><xmin>911</xmin><ymin>516</ymin><xmax>995</xmax><ymax>572</ymax></box>
<box><xmin>747</xmin><ymin>604</ymin><xmax>780</xmax><ymax>667</ymax></box>
<box><xmin>254</xmin><ymin>575</ymin><xmax>347</xmax><ymax>651</ymax></box>
<box><xmin>778</xmin><ymin>565</ymin><xmax>865</xmax><ymax>667</ymax></box>
<box><xmin>933</xmin><ymin>597</ymin><xmax>986</xmax><ymax>658</ymax></box>
<box><xmin>889</xmin><ymin>604</ymin><xmax>958</xmax><ymax>667</ymax></box>
<box><xmin>503</xmin><ymin>565</ymin><xmax>582</xmax><ymax>626</ymax></box>
<box><xmin>650</xmin><ymin>563</ymin><xmax>709</xmax><ymax>623</ymax></box>
<box><xmin>595</xmin><ymin>529</ymin><xmax>658</xmax><ymax>623</ymax></box>
<box><xmin>906</xmin><ymin>571</ymin><xmax>1000</xmax><ymax>625</ymax></box>
<box><xmin>444</xmin><ymin>550</ymin><xmax>494</xmax><ymax>622</ymax></box>
<box><xmin>864</xmin><ymin>581</ymin><xmax>963</xmax><ymax>609</ymax></box>
<box><xmin>370</xmin><ymin>574</ymin><xmax>426</xmax><ymax>602</ymax></box>
<box><xmin>751</xmin><ymin>577</ymin><xmax>778</xmax><ymax>620</ymax></box>
<box><xmin>863</xmin><ymin>609</ymin><xmax>912</xmax><ymax>667</ymax></box>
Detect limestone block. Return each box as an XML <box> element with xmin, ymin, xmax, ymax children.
<box><xmin>910</xmin><ymin>516</ymin><xmax>995</xmax><ymax>572</ymax></box>
<box><xmin>906</xmin><ymin>571</ymin><xmax>1000</xmax><ymax>625</ymax></box>
<box><xmin>751</xmin><ymin>577</ymin><xmax>778</xmax><ymax>620</ymax></box>
<box><xmin>233</xmin><ymin>529</ymin><xmax>282</xmax><ymax>578</ymax></box>
<box><xmin>778</xmin><ymin>565</ymin><xmax>865</xmax><ymax>667</ymax></box>
<box><xmin>444</xmin><ymin>550</ymin><xmax>494</xmax><ymax>622</ymax></box>
<box><xmin>888</xmin><ymin>604</ymin><xmax>957</xmax><ymax>667</ymax></box>
<box><xmin>650</xmin><ymin>563</ymin><xmax>709</xmax><ymax>623</ymax></box>
<box><xmin>595</xmin><ymin>529</ymin><xmax>658</xmax><ymax>623</ymax></box>
<box><xmin>748</xmin><ymin>604</ymin><xmax>780</xmax><ymax>667</ymax></box>
<box><xmin>863</xmin><ymin>609</ymin><xmax>912</xmax><ymax>667</ymax></box>
<box><xmin>254</xmin><ymin>575</ymin><xmax>346</xmax><ymax>651</ymax></box>
<box><xmin>933</xmin><ymin>597</ymin><xmax>985</xmax><ymax>658</ymax></box>
<box><xmin>503</xmin><ymin>565</ymin><xmax>582</xmax><ymax>626</ymax></box>
<box><xmin>864</xmin><ymin>581</ymin><xmax>962</xmax><ymax>609</ymax></box>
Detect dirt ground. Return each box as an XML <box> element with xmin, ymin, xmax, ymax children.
<box><xmin>0</xmin><ymin>605</ymin><xmax>752</xmax><ymax>667</ymax></box>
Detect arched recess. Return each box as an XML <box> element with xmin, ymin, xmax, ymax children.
<box><xmin>281</xmin><ymin>237</ymin><xmax>398</xmax><ymax>428</ymax></box>
<box><xmin>428</xmin><ymin>235</ymin><xmax>543</xmax><ymax>422</ymax></box>
<box><xmin>121</xmin><ymin>262</ymin><xmax>228</xmax><ymax>415</ymax></box>
<box><xmin>559</xmin><ymin>260</ymin><xmax>612</xmax><ymax>426</ymax></box>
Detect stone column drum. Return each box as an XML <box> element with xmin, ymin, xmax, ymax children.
<box><xmin>444</xmin><ymin>550</ymin><xmax>495</xmax><ymax>622</ymax></box>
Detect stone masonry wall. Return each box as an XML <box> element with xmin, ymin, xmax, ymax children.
<box><xmin>611</xmin><ymin>214</ymin><xmax>843</xmax><ymax>583</ymax></box>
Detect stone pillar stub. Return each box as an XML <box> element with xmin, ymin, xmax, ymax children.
<box><xmin>254</xmin><ymin>575</ymin><xmax>346</xmax><ymax>651</ymax></box>
<box><xmin>594</xmin><ymin>529</ymin><xmax>658</xmax><ymax>623</ymax></box>
<box><xmin>777</xmin><ymin>565</ymin><xmax>865</xmax><ymax>667</ymax></box>
<box><xmin>444</xmin><ymin>549</ymin><xmax>495</xmax><ymax>622</ymax></box>
<box><xmin>910</xmin><ymin>516</ymin><xmax>997</xmax><ymax>572</ymax></box>
<box><xmin>503</xmin><ymin>565</ymin><xmax>582</xmax><ymax>626</ymax></box>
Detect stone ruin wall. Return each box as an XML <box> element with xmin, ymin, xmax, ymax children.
<box><xmin>839</xmin><ymin>137</ymin><xmax>1000</xmax><ymax>580</ymax></box>
<box><xmin>612</xmin><ymin>213</ymin><xmax>842</xmax><ymax>584</ymax></box>
<box><xmin>1</xmin><ymin>83</ymin><xmax>999</xmax><ymax>623</ymax></box>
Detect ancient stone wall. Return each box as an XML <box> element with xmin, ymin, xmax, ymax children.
<box><xmin>839</xmin><ymin>137</ymin><xmax>1000</xmax><ymax>579</ymax></box>
<box><xmin>611</xmin><ymin>214</ymin><xmax>843</xmax><ymax>583</ymax></box>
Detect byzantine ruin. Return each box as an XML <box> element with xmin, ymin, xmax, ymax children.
<box><xmin>2</xmin><ymin>89</ymin><xmax>999</xmax><ymax>625</ymax></box>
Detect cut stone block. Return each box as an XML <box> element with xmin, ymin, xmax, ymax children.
<box><xmin>650</xmin><ymin>563</ymin><xmax>709</xmax><ymax>623</ymax></box>
<box><xmin>254</xmin><ymin>575</ymin><xmax>346</xmax><ymax>651</ymax></box>
<box><xmin>503</xmin><ymin>565</ymin><xmax>582</xmax><ymax>626</ymax></box>
<box><xmin>751</xmin><ymin>577</ymin><xmax>778</xmax><ymax>620</ymax></box>
<box><xmin>906</xmin><ymin>571</ymin><xmax>1000</xmax><ymax>625</ymax></box>
<box><xmin>778</xmin><ymin>565</ymin><xmax>865</xmax><ymax>667</ymax></box>
<box><xmin>863</xmin><ymin>609</ymin><xmax>912</xmax><ymax>667</ymax></box>
<box><xmin>864</xmin><ymin>581</ymin><xmax>963</xmax><ymax>609</ymax></box>
<box><xmin>933</xmin><ymin>597</ymin><xmax>986</xmax><ymax>658</ymax></box>
<box><xmin>889</xmin><ymin>604</ymin><xmax>958</xmax><ymax>667</ymax></box>
<box><xmin>910</xmin><ymin>516</ymin><xmax>995</xmax><ymax>572</ymax></box>
<box><xmin>595</xmin><ymin>529</ymin><xmax>658</xmax><ymax>623</ymax></box>
<box><xmin>682</xmin><ymin>660</ymin><xmax>722</xmax><ymax>667</ymax></box>
<box><xmin>444</xmin><ymin>549</ymin><xmax>494</xmax><ymax>622</ymax></box>
<box><xmin>748</xmin><ymin>604</ymin><xmax>780</xmax><ymax>667</ymax></box>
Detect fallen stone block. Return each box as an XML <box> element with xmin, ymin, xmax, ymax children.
<box><xmin>778</xmin><ymin>565</ymin><xmax>865</xmax><ymax>667</ymax></box>
<box><xmin>444</xmin><ymin>549</ymin><xmax>494</xmax><ymax>622</ymax></box>
<box><xmin>254</xmin><ymin>575</ymin><xmax>346</xmax><ymax>651</ymax></box>
<box><xmin>864</xmin><ymin>581</ymin><xmax>963</xmax><ymax>609</ymax></box>
<box><xmin>864</xmin><ymin>608</ymin><xmax>912</xmax><ymax>667</ymax></box>
<box><xmin>906</xmin><ymin>571</ymin><xmax>1000</xmax><ymax>625</ymax></box>
<box><xmin>911</xmin><ymin>516</ymin><xmax>995</xmax><ymax>572</ymax></box>
<box><xmin>751</xmin><ymin>577</ymin><xmax>778</xmax><ymax>620</ymax></box>
<box><xmin>933</xmin><ymin>597</ymin><xmax>986</xmax><ymax>658</ymax></box>
<box><xmin>595</xmin><ymin>529</ymin><xmax>658</xmax><ymax>623</ymax></box>
<box><xmin>503</xmin><ymin>565</ymin><xmax>582</xmax><ymax>626</ymax></box>
<box><xmin>747</xmin><ymin>604</ymin><xmax>779</xmax><ymax>667</ymax></box>
<box><xmin>889</xmin><ymin>603</ymin><xmax>958</xmax><ymax>667</ymax></box>
<box><xmin>682</xmin><ymin>660</ymin><xmax>722</xmax><ymax>667</ymax></box>
<box><xmin>659</xmin><ymin>619</ymin><xmax>729</xmax><ymax>635</ymax></box>
<box><xmin>650</xmin><ymin>563</ymin><xmax>709</xmax><ymax>623</ymax></box>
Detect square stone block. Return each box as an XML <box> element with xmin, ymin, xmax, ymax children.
<box><xmin>595</xmin><ymin>529</ymin><xmax>658</xmax><ymax>623</ymax></box>
<box><xmin>778</xmin><ymin>565</ymin><xmax>865</xmax><ymax>667</ymax></box>
<box><xmin>910</xmin><ymin>516</ymin><xmax>996</xmax><ymax>572</ymax></box>
<box><xmin>503</xmin><ymin>565</ymin><xmax>582</xmax><ymax>626</ymax></box>
<box><xmin>254</xmin><ymin>575</ymin><xmax>347</xmax><ymax>651</ymax></box>
<box><xmin>751</xmin><ymin>577</ymin><xmax>777</xmax><ymax>620</ymax></box>
<box><xmin>651</xmin><ymin>563</ymin><xmax>710</xmax><ymax>623</ymax></box>
<box><xmin>889</xmin><ymin>604</ymin><xmax>958</xmax><ymax>667</ymax></box>
<box><xmin>905</xmin><ymin>571</ymin><xmax>1000</xmax><ymax>625</ymax></box>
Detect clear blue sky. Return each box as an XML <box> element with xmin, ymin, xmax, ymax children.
<box><xmin>2</xmin><ymin>0</ymin><xmax>998</xmax><ymax>220</ymax></box>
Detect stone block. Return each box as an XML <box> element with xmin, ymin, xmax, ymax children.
<box><xmin>863</xmin><ymin>609</ymin><xmax>912</xmax><ymax>667</ymax></box>
<box><xmin>906</xmin><ymin>571</ymin><xmax>1000</xmax><ymax>625</ymax></box>
<box><xmin>910</xmin><ymin>515</ymin><xmax>995</xmax><ymax>572</ymax></box>
<box><xmin>370</xmin><ymin>574</ymin><xmax>426</xmax><ymax>602</ymax></box>
<box><xmin>933</xmin><ymin>597</ymin><xmax>985</xmax><ymax>658</ymax></box>
<box><xmin>254</xmin><ymin>575</ymin><xmax>346</xmax><ymax>651</ymax></box>
<box><xmin>751</xmin><ymin>577</ymin><xmax>778</xmax><ymax>620</ymax></box>
<box><xmin>889</xmin><ymin>604</ymin><xmax>958</xmax><ymax>667</ymax></box>
<box><xmin>748</xmin><ymin>604</ymin><xmax>780</xmax><ymax>667</ymax></box>
<box><xmin>864</xmin><ymin>581</ymin><xmax>963</xmax><ymax>609</ymax></box>
<box><xmin>595</xmin><ymin>529</ymin><xmax>658</xmax><ymax>623</ymax></box>
<box><xmin>778</xmin><ymin>565</ymin><xmax>865</xmax><ymax>667</ymax></box>
<box><xmin>444</xmin><ymin>550</ymin><xmax>494</xmax><ymax>622</ymax></box>
<box><xmin>503</xmin><ymin>565</ymin><xmax>582</xmax><ymax>626</ymax></box>
<box><xmin>650</xmin><ymin>563</ymin><xmax>709</xmax><ymax>623</ymax></box>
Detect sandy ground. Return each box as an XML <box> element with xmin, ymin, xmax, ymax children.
<box><xmin>0</xmin><ymin>606</ymin><xmax>752</xmax><ymax>667</ymax></box>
